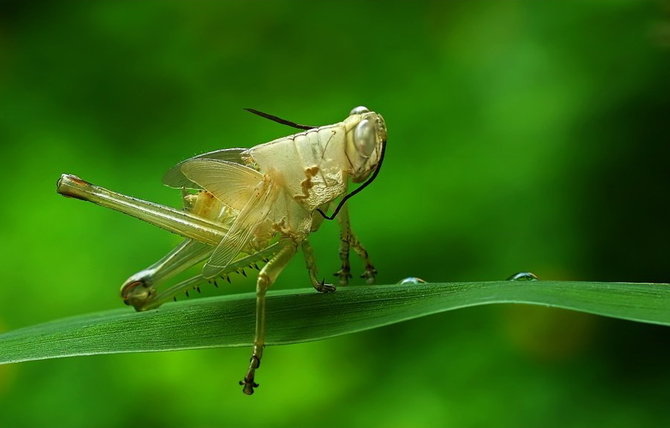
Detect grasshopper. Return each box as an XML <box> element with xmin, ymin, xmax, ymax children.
<box><xmin>57</xmin><ymin>106</ymin><xmax>387</xmax><ymax>394</ymax></box>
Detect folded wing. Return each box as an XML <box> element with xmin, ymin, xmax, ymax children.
<box><xmin>163</xmin><ymin>148</ymin><xmax>247</xmax><ymax>189</ymax></box>
<box><xmin>180</xmin><ymin>159</ymin><xmax>262</xmax><ymax>212</ymax></box>
<box><xmin>181</xmin><ymin>158</ymin><xmax>277</xmax><ymax>278</ymax></box>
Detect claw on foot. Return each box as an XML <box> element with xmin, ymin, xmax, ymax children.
<box><xmin>240</xmin><ymin>355</ymin><xmax>261</xmax><ymax>395</ymax></box>
<box><xmin>360</xmin><ymin>265</ymin><xmax>378</xmax><ymax>284</ymax></box>
<box><xmin>239</xmin><ymin>378</ymin><xmax>259</xmax><ymax>395</ymax></box>
<box><xmin>314</xmin><ymin>279</ymin><xmax>335</xmax><ymax>293</ymax></box>
<box><xmin>315</xmin><ymin>279</ymin><xmax>336</xmax><ymax>293</ymax></box>
<box><xmin>334</xmin><ymin>268</ymin><xmax>352</xmax><ymax>285</ymax></box>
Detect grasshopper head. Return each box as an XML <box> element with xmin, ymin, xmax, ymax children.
<box><xmin>346</xmin><ymin>106</ymin><xmax>387</xmax><ymax>183</ymax></box>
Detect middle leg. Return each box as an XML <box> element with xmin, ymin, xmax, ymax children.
<box><xmin>240</xmin><ymin>240</ymin><xmax>297</xmax><ymax>395</ymax></box>
<box><xmin>302</xmin><ymin>240</ymin><xmax>336</xmax><ymax>293</ymax></box>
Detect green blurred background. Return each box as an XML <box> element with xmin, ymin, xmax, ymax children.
<box><xmin>1</xmin><ymin>1</ymin><xmax>669</xmax><ymax>427</ymax></box>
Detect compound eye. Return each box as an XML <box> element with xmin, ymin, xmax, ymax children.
<box><xmin>350</xmin><ymin>106</ymin><xmax>370</xmax><ymax>115</ymax></box>
<box><xmin>354</xmin><ymin>119</ymin><xmax>375</xmax><ymax>157</ymax></box>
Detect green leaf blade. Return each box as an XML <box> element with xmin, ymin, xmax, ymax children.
<box><xmin>0</xmin><ymin>281</ymin><xmax>668</xmax><ymax>365</ymax></box>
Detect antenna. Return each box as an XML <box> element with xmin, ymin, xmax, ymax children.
<box><xmin>244</xmin><ymin>108</ymin><xmax>316</xmax><ymax>130</ymax></box>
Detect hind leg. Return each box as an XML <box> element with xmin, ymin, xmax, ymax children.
<box><xmin>121</xmin><ymin>239</ymin><xmax>213</xmax><ymax>311</ymax></box>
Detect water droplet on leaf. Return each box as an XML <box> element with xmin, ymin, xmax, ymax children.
<box><xmin>398</xmin><ymin>277</ymin><xmax>427</xmax><ymax>285</ymax></box>
<box><xmin>507</xmin><ymin>272</ymin><xmax>539</xmax><ymax>281</ymax></box>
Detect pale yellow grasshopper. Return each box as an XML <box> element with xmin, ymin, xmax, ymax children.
<box><xmin>57</xmin><ymin>106</ymin><xmax>387</xmax><ymax>394</ymax></box>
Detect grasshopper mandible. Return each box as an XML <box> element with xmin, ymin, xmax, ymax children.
<box><xmin>56</xmin><ymin>106</ymin><xmax>387</xmax><ymax>394</ymax></box>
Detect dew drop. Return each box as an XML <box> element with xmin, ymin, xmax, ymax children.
<box><xmin>398</xmin><ymin>277</ymin><xmax>427</xmax><ymax>285</ymax></box>
<box><xmin>507</xmin><ymin>272</ymin><xmax>539</xmax><ymax>281</ymax></box>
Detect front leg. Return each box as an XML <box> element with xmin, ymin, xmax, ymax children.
<box><xmin>302</xmin><ymin>240</ymin><xmax>336</xmax><ymax>293</ymax></box>
<box><xmin>335</xmin><ymin>205</ymin><xmax>377</xmax><ymax>285</ymax></box>
<box><xmin>334</xmin><ymin>206</ymin><xmax>353</xmax><ymax>285</ymax></box>
<box><xmin>349</xmin><ymin>233</ymin><xmax>377</xmax><ymax>284</ymax></box>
